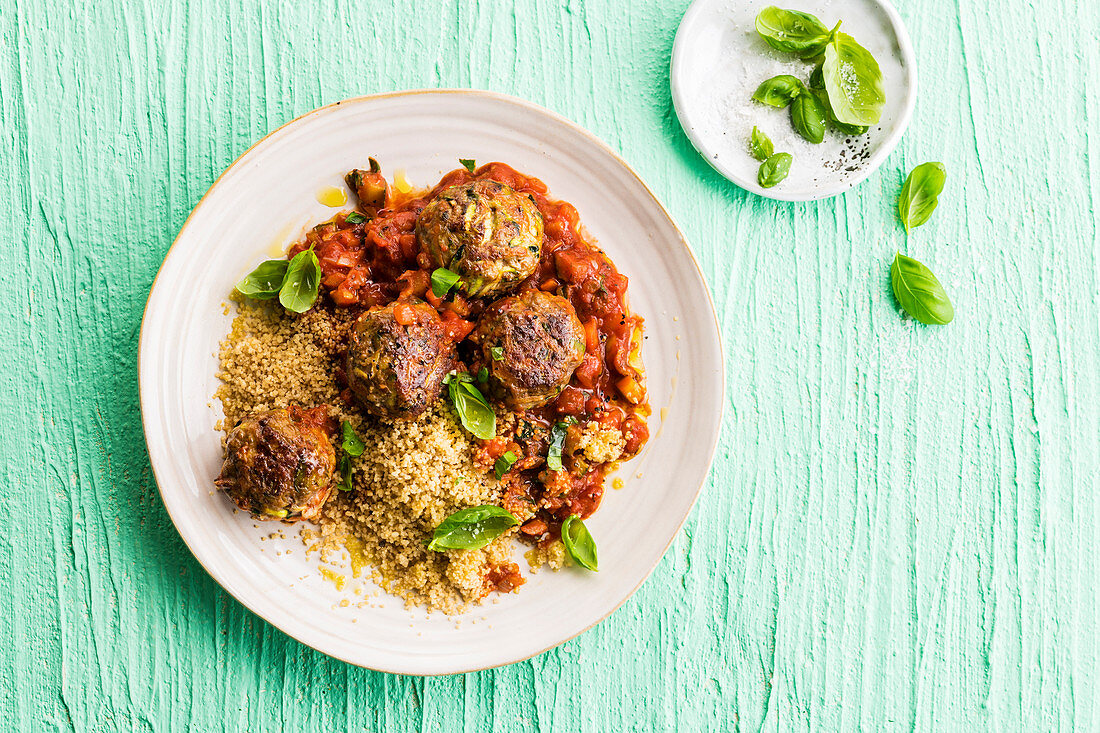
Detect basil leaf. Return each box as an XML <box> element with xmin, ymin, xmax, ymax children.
<box><xmin>427</xmin><ymin>504</ymin><xmax>519</xmax><ymax>551</ymax></box>
<box><xmin>279</xmin><ymin>249</ymin><xmax>321</xmax><ymax>313</ymax></box>
<box><xmin>751</xmin><ymin>75</ymin><xmax>805</xmax><ymax>108</ymax></box>
<box><xmin>337</xmin><ymin>454</ymin><xmax>354</xmax><ymax>492</ymax></box>
<box><xmin>561</xmin><ymin>515</ymin><xmax>598</xmax><ymax>571</ymax></box>
<box><xmin>757</xmin><ymin>152</ymin><xmax>793</xmax><ymax>188</ymax></box>
<box><xmin>494</xmin><ymin>451</ymin><xmax>518</xmax><ymax>479</ymax></box>
<box><xmin>898</xmin><ymin>162</ymin><xmax>947</xmax><ymax>234</ymax></box>
<box><xmin>236</xmin><ymin>259</ymin><xmax>289</xmax><ymax>300</ymax></box>
<box><xmin>341</xmin><ymin>420</ymin><xmax>365</xmax><ymax>457</ymax></box>
<box><xmin>755</xmin><ymin>7</ymin><xmax>831</xmax><ymax>57</ymax></box>
<box><xmin>546</xmin><ymin>421</ymin><xmax>569</xmax><ymax>472</ymax></box>
<box><xmin>809</xmin><ymin>87</ymin><xmax>869</xmax><ymax>135</ymax></box>
<box><xmin>823</xmin><ymin>32</ymin><xmax>885</xmax><ymax>126</ymax></box>
<box><xmin>750</xmin><ymin>126</ymin><xmax>774</xmax><ymax>162</ymax></box>
<box><xmin>808</xmin><ymin>64</ymin><xmax>825</xmax><ymax>90</ymax></box>
<box><xmin>790</xmin><ymin>91</ymin><xmax>827</xmax><ymax>144</ymax></box>
<box><xmin>476</xmin><ymin>366</ymin><xmax>488</xmax><ymax>384</ymax></box>
<box><xmin>345</xmin><ymin>211</ymin><xmax>368</xmax><ymax>224</ymax></box>
<box><xmin>431</xmin><ymin>267</ymin><xmax>461</xmax><ymax>298</ymax></box>
<box><xmin>490</xmin><ymin>345</ymin><xmax>504</xmax><ymax>361</ymax></box>
<box><xmin>447</xmin><ymin>378</ymin><xmax>496</xmax><ymax>439</ymax></box>
<box><xmin>890</xmin><ymin>253</ymin><xmax>954</xmax><ymax>326</ymax></box>
<box><xmin>459</xmin><ymin>158</ymin><xmax>476</xmax><ymax>173</ymax></box>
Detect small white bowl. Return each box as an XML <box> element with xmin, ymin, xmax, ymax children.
<box><xmin>671</xmin><ymin>0</ymin><xmax>917</xmax><ymax>201</ymax></box>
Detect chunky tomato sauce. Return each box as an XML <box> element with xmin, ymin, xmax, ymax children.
<box><xmin>290</xmin><ymin>163</ymin><xmax>650</xmax><ymax>545</ymax></box>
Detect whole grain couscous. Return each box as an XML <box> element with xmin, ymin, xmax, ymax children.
<box><xmin>212</xmin><ymin>160</ymin><xmax>650</xmax><ymax>614</ymax></box>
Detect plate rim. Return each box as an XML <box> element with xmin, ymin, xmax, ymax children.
<box><xmin>669</xmin><ymin>0</ymin><xmax>918</xmax><ymax>202</ymax></box>
<box><xmin>138</xmin><ymin>88</ymin><xmax>726</xmax><ymax>675</ymax></box>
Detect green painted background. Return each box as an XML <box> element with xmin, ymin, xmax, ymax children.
<box><xmin>3</xmin><ymin>0</ymin><xmax>1098</xmax><ymax>729</ymax></box>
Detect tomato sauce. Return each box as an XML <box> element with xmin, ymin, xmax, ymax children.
<box><xmin>290</xmin><ymin>162</ymin><xmax>650</xmax><ymax>542</ymax></box>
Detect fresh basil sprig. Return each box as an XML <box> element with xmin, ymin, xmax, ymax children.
<box><xmin>427</xmin><ymin>505</ymin><xmax>519</xmax><ymax>551</ymax></box>
<box><xmin>279</xmin><ymin>249</ymin><xmax>322</xmax><ymax>313</ymax></box>
<box><xmin>236</xmin><ymin>260</ymin><xmax>289</xmax><ymax>300</ymax></box>
<box><xmin>790</xmin><ymin>91</ymin><xmax>827</xmax><ymax>144</ymax></box>
<box><xmin>431</xmin><ymin>267</ymin><xmax>461</xmax><ymax>298</ymax></box>
<box><xmin>758</xmin><ymin>152</ymin><xmax>793</xmax><ymax>188</ymax></box>
<box><xmin>750</xmin><ymin>126</ymin><xmax>774</xmax><ymax>162</ymax></box>
<box><xmin>755</xmin><ymin>7</ymin><xmax>833</xmax><ymax>57</ymax></box>
<box><xmin>337</xmin><ymin>420</ymin><xmax>365</xmax><ymax>492</ymax></box>
<box><xmin>752</xmin><ymin>75</ymin><xmax>805</xmax><ymax>108</ymax></box>
<box><xmin>890</xmin><ymin>253</ymin><xmax>954</xmax><ymax>325</ymax></box>
<box><xmin>898</xmin><ymin>162</ymin><xmax>947</xmax><ymax>234</ymax></box>
<box><xmin>459</xmin><ymin>158</ymin><xmax>477</xmax><ymax>173</ymax></box>
<box><xmin>561</xmin><ymin>515</ymin><xmax>598</xmax><ymax>571</ymax></box>
<box><xmin>445</xmin><ymin>372</ymin><xmax>496</xmax><ymax>439</ymax></box>
<box><xmin>494</xmin><ymin>451</ymin><xmax>518</xmax><ymax>479</ymax></box>
<box><xmin>822</xmin><ymin>32</ymin><xmax>885</xmax><ymax>126</ymax></box>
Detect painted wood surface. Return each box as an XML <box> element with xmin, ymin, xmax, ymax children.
<box><xmin>2</xmin><ymin>0</ymin><xmax>1098</xmax><ymax>729</ymax></box>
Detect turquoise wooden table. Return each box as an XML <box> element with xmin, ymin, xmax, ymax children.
<box><xmin>3</xmin><ymin>0</ymin><xmax>1098</xmax><ymax>728</ymax></box>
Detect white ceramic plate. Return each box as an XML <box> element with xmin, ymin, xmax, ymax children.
<box><xmin>140</xmin><ymin>90</ymin><xmax>725</xmax><ymax>675</ymax></box>
<box><xmin>671</xmin><ymin>0</ymin><xmax>916</xmax><ymax>201</ymax></box>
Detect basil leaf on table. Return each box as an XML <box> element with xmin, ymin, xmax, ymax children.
<box><xmin>823</xmin><ymin>32</ymin><xmax>886</xmax><ymax>126</ymax></box>
<box><xmin>235</xmin><ymin>259</ymin><xmax>289</xmax><ymax>300</ymax></box>
<box><xmin>279</xmin><ymin>249</ymin><xmax>321</xmax><ymax>313</ymax></box>
<box><xmin>755</xmin><ymin>7</ymin><xmax>832</xmax><ymax>57</ymax></box>
<box><xmin>890</xmin><ymin>253</ymin><xmax>954</xmax><ymax>325</ymax></box>
<box><xmin>447</xmin><ymin>376</ymin><xmax>496</xmax><ymax>439</ymax></box>
<box><xmin>750</xmin><ymin>126</ymin><xmax>774</xmax><ymax>162</ymax></box>
<box><xmin>494</xmin><ymin>451</ymin><xmax>518</xmax><ymax>479</ymax></box>
<box><xmin>430</xmin><ymin>267</ymin><xmax>461</xmax><ymax>298</ymax></box>
<box><xmin>427</xmin><ymin>505</ymin><xmax>519</xmax><ymax>551</ymax></box>
<box><xmin>898</xmin><ymin>162</ymin><xmax>947</xmax><ymax>234</ymax></box>
<box><xmin>757</xmin><ymin>152</ymin><xmax>793</xmax><ymax>188</ymax></box>
<box><xmin>561</xmin><ymin>515</ymin><xmax>598</xmax><ymax>571</ymax></box>
<box><xmin>546</xmin><ymin>421</ymin><xmax>570</xmax><ymax>471</ymax></box>
<box><xmin>752</xmin><ymin>75</ymin><xmax>805</xmax><ymax>108</ymax></box>
<box><xmin>790</xmin><ymin>91</ymin><xmax>827</xmax><ymax>144</ymax></box>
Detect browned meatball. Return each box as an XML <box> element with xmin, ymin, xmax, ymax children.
<box><xmin>346</xmin><ymin>300</ymin><xmax>457</xmax><ymax>419</ymax></box>
<box><xmin>476</xmin><ymin>290</ymin><xmax>586</xmax><ymax>411</ymax></box>
<box><xmin>416</xmin><ymin>180</ymin><xmax>543</xmax><ymax>297</ymax></box>
<box><xmin>215</xmin><ymin>406</ymin><xmax>336</xmax><ymax>522</ymax></box>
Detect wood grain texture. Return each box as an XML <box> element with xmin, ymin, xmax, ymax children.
<box><xmin>2</xmin><ymin>0</ymin><xmax>1098</xmax><ymax>729</ymax></box>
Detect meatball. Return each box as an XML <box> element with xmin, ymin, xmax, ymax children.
<box><xmin>416</xmin><ymin>179</ymin><xmax>543</xmax><ymax>297</ymax></box>
<box><xmin>215</xmin><ymin>406</ymin><xmax>336</xmax><ymax>522</ymax></box>
<box><xmin>476</xmin><ymin>290</ymin><xmax>586</xmax><ymax>411</ymax></box>
<box><xmin>346</xmin><ymin>300</ymin><xmax>457</xmax><ymax>419</ymax></box>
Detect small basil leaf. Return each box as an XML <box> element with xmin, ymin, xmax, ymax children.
<box><xmin>337</xmin><ymin>454</ymin><xmax>354</xmax><ymax>492</ymax></box>
<box><xmin>427</xmin><ymin>505</ymin><xmax>519</xmax><ymax>551</ymax></box>
<box><xmin>898</xmin><ymin>162</ymin><xmax>947</xmax><ymax>234</ymax></box>
<box><xmin>236</xmin><ymin>259</ymin><xmax>289</xmax><ymax>299</ymax></box>
<box><xmin>279</xmin><ymin>249</ymin><xmax>321</xmax><ymax>313</ymax></box>
<box><xmin>476</xmin><ymin>366</ymin><xmax>488</xmax><ymax>384</ymax></box>
<box><xmin>494</xmin><ymin>451</ymin><xmax>518</xmax><ymax>479</ymax></box>
<box><xmin>561</xmin><ymin>515</ymin><xmax>598</xmax><ymax>571</ymax></box>
<box><xmin>790</xmin><ymin>91</ymin><xmax>827</xmax><ymax>144</ymax></box>
<box><xmin>431</xmin><ymin>267</ymin><xmax>461</xmax><ymax>298</ymax></box>
<box><xmin>448</xmin><ymin>378</ymin><xmax>496</xmax><ymax>439</ymax></box>
<box><xmin>459</xmin><ymin>159</ymin><xmax>476</xmax><ymax>173</ymax></box>
<box><xmin>546</xmin><ymin>421</ymin><xmax>569</xmax><ymax>472</ymax></box>
<box><xmin>751</xmin><ymin>75</ymin><xmax>805</xmax><ymax>108</ymax></box>
<box><xmin>490</xmin><ymin>345</ymin><xmax>504</xmax><ymax>361</ymax></box>
<box><xmin>808</xmin><ymin>64</ymin><xmax>825</xmax><ymax>90</ymax></box>
<box><xmin>755</xmin><ymin>6</ymin><xmax>831</xmax><ymax>57</ymax></box>
<box><xmin>890</xmin><ymin>253</ymin><xmax>954</xmax><ymax>326</ymax></box>
<box><xmin>750</xmin><ymin>126</ymin><xmax>774</xmax><ymax>162</ymax></box>
<box><xmin>345</xmin><ymin>211</ymin><xmax>368</xmax><ymax>224</ymax></box>
<box><xmin>757</xmin><ymin>152</ymin><xmax>793</xmax><ymax>188</ymax></box>
<box><xmin>341</xmin><ymin>420</ymin><xmax>365</xmax><ymax>457</ymax></box>
<box><xmin>823</xmin><ymin>32</ymin><xmax>886</xmax><ymax>126</ymax></box>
